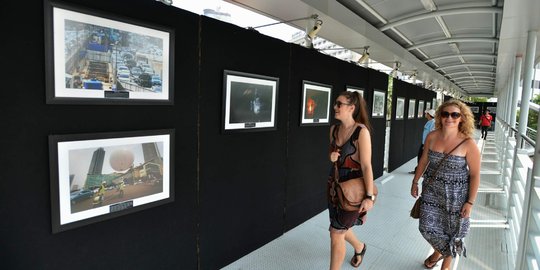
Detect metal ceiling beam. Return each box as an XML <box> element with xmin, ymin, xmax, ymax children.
<box><xmin>407</xmin><ymin>37</ymin><xmax>498</xmax><ymax>51</ymax></box>
<box><xmin>379</xmin><ymin>7</ymin><xmax>503</xmax><ymax>31</ymax></box>
<box><xmin>443</xmin><ymin>71</ymin><xmax>496</xmax><ymax>76</ymax></box>
<box><xmin>451</xmin><ymin>76</ymin><xmax>495</xmax><ymax>81</ymax></box>
<box><xmin>459</xmin><ymin>84</ymin><xmax>496</xmax><ymax>87</ymax></box>
<box><xmin>436</xmin><ymin>63</ymin><xmax>496</xmax><ymax>70</ymax></box>
<box><xmin>424</xmin><ymin>53</ymin><xmax>496</xmax><ymax>63</ymax></box>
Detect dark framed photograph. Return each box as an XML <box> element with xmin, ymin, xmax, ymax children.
<box><xmin>470</xmin><ymin>106</ymin><xmax>479</xmax><ymax>113</ymax></box>
<box><xmin>301</xmin><ymin>81</ymin><xmax>332</xmax><ymax>125</ymax></box>
<box><xmin>396</xmin><ymin>97</ymin><xmax>405</xmax><ymax>120</ymax></box>
<box><xmin>372</xmin><ymin>90</ymin><xmax>385</xmax><ymax>118</ymax></box>
<box><xmin>346</xmin><ymin>86</ymin><xmax>364</xmax><ymax>98</ymax></box>
<box><xmin>426</xmin><ymin>101</ymin><xmax>432</xmax><ymax>110</ymax></box>
<box><xmin>408</xmin><ymin>99</ymin><xmax>416</xmax><ymax>119</ymax></box>
<box><xmin>49</xmin><ymin>129</ymin><xmax>174</xmax><ymax>233</ymax></box>
<box><xmin>44</xmin><ymin>1</ymin><xmax>174</xmax><ymax>104</ymax></box>
<box><xmin>222</xmin><ymin>70</ymin><xmax>279</xmax><ymax>131</ymax></box>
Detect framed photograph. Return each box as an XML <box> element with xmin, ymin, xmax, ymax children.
<box><xmin>487</xmin><ymin>106</ymin><xmax>497</xmax><ymax>113</ymax></box>
<box><xmin>396</xmin><ymin>97</ymin><xmax>405</xmax><ymax>120</ymax></box>
<box><xmin>301</xmin><ymin>81</ymin><xmax>332</xmax><ymax>125</ymax></box>
<box><xmin>222</xmin><ymin>70</ymin><xmax>279</xmax><ymax>131</ymax></box>
<box><xmin>426</xmin><ymin>101</ymin><xmax>431</xmax><ymax>110</ymax></box>
<box><xmin>470</xmin><ymin>106</ymin><xmax>479</xmax><ymax>113</ymax></box>
<box><xmin>417</xmin><ymin>100</ymin><xmax>425</xmax><ymax>118</ymax></box>
<box><xmin>44</xmin><ymin>1</ymin><xmax>174</xmax><ymax>104</ymax></box>
<box><xmin>49</xmin><ymin>129</ymin><xmax>174</xmax><ymax>233</ymax></box>
<box><xmin>346</xmin><ymin>86</ymin><xmax>364</xmax><ymax>98</ymax></box>
<box><xmin>433</xmin><ymin>98</ymin><xmax>437</xmax><ymax>109</ymax></box>
<box><xmin>408</xmin><ymin>99</ymin><xmax>416</xmax><ymax>118</ymax></box>
<box><xmin>372</xmin><ymin>90</ymin><xmax>385</xmax><ymax>118</ymax></box>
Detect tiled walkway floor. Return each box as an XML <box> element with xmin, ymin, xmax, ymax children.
<box><xmin>222</xmin><ymin>132</ymin><xmax>509</xmax><ymax>270</ymax></box>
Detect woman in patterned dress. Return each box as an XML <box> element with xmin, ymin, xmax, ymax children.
<box><xmin>328</xmin><ymin>91</ymin><xmax>375</xmax><ymax>269</ymax></box>
<box><xmin>410</xmin><ymin>99</ymin><xmax>480</xmax><ymax>269</ymax></box>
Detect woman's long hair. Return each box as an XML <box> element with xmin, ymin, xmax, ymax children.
<box><xmin>340</xmin><ymin>91</ymin><xmax>372</xmax><ymax>133</ymax></box>
<box><xmin>434</xmin><ymin>99</ymin><xmax>475</xmax><ymax>137</ymax></box>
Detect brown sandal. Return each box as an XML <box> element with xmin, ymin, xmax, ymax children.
<box><xmin>423</xmin><ymin>254</ymin><xmax>443</xmax><ymax>269</ymax></box>
<box><xmin>350</xmin><ymin>243</ymin><xmax>367</xmax><ymax>268</ymax></box>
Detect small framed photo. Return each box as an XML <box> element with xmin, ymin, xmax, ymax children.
<box><xmin>44</xmin><ymin>1</ymin><xmax>174</xmax><ymax>104</ymax></box>
<box><xmin>301</xmin><ymin>81</ymin><xmax>332</xmax><ymax>125</ymax></box>
<box><xmin>408</xmin><ymin>99</ymin><xmax>416</xmax><ymax>119</ymax></box>
<box><xmin>396</xmin><ymin>97</ymin><xmax>405</xmax><ymax>120</ymax></box>
<box><xmin>432</xmin><ymin>98</ymin><xmax>437</xmax><ymax>109</ymax></box>
<box><xmin>222</xmin><ymin>70</ymin><xmax>279</xmax><ymax>132</ymax></box>
<box><xmin>470</xmin><ymin>106</ymin><xmax>479</xmax><ymax>113</ymax></box>
<box><xmin>49</xmin><ymin>129</ymin><xmax>174</xmax><ymax>233</ymax></box>
<box><xmin>372</xmin><ymin>90</ymin><xmax>385</xmax><ymax>118</ymax></box>
<box><xmin>346</xmin><ymin>86</ymin><xmax>364</xmax><ymax>98</ymax></box>
<box><xmin>417</xmin><ymin>100</ymin><xmax>425</xmax><ymax>118</ymax></box>
<box><xmin>426</xmin><ymin>101</ymin><xmax>431</xmax><ymax>110</ymax></box>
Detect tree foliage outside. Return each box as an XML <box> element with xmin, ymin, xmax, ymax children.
<box><xmin>469</xmin><ymin>97</ymin><xmax>488</xmax><ymax>103</ymax></box>
<box><xmin>529</xmin><ymin>94</ymin><xmax>540</xmax><ymax>131</ymax></box>
<box><xmin>516</xmin><ymin>94</ymin><xmax>540</xmax><ymax>131</ymax></box>
<box><xmin>387</xmin><ymin>75</ymin><xmax>393</xmax><ymax>120</ymax></box>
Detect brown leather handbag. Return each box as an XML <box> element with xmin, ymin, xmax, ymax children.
<box><xmin>331</xmin><ymin>163</ymin><xmax>378</xmax><ymax>212</ymax></box>
<box><xmin>410</xmin><ymin>139</ymin><xmax>469</xmax><ymax>219</ymax></box>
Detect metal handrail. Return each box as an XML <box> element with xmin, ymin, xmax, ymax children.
<box><xmin>497</xmin><ymin>117</ymin><xmax>536</xmax><ymax>148</ymax></box>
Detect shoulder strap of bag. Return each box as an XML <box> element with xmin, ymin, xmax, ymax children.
<box><xmin>424</xmin><ymin>138</ymin><xmax>469</xmax><ymax>185</ymax></box>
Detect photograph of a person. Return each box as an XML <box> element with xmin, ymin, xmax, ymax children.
<box><xmin>396</xmin><ymin>97</ymin><xmax>405</xmax><ymax>120</ymax></box>
<box><xmin>372</xmin><ymin>90</ymin><xmax>385</xmax><ymax>117</ymax></box>
<box><xmin>223</xmin><ymin>70</ymin><xmax>278</xmax><ymax>131</ymax></box>
<box><xmin>45</xmin><ymin>2</ymin><xmax>173</xmax><ymax>103</ymax></box>
<box><xmin>408</xmin><ymin>99</ymin><xmax>416</xmax><ymax>118</ymax></box>
<box><xmin>49</xmin><ymin>130</ymin><xmax>173</xmax><ymax>232</ymax></box>
<box><xmin>301</xmin><ymin>81</ymin><xmax>331</xmax><ymax>125</ymax></box>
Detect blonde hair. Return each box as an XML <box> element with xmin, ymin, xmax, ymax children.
<box><xmin>434</xmin><ymin>99</ymin><xmax>475</xmax><ymax>137</ymax></box>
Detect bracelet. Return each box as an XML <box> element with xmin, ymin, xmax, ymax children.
<box><xmin>465</xmin><ymin>201</ymin><xmax>474</xmax><ymax>206</ymax></box>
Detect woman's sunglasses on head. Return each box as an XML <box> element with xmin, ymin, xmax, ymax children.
<box><xmin>441</xmin><ymin>111</ymin><xmax>461</xmax><ymax>119</ymax></box>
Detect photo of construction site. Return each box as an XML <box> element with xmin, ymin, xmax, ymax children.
<box><xmin>50</xmin><ymin>6</ymin><xmax>171</xmax><ymax>101</ymax></box>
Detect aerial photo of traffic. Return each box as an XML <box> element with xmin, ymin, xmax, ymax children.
<box><xmin>63</xmin><ymin>19</ymin><xmax>164</xmax><ymax>94</ymax></box>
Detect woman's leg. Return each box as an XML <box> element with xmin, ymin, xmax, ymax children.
<box><xmin>344</xmin><ymin>229</ymin><xmax>364</xmax><ymax>254</ymax></box>
<box><xmin>440</xmin><ymin>256</ymin><xmax>452</xmax><ymax>270</ymax></box>
<box><xmin>329</xmin><ymin>230</ymin><xmax>347</xmax><ymax>270</ymax></box>
<box><xmin>424</xmin><ymin>249</ymin><xmax>443</xmax><ymax>268</ymax></box>
<box><xmin>344</xmin><ymin>229</ymin><xmax>365</xmax><ymax>266</ymax></box>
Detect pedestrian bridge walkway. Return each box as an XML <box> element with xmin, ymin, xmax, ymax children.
<box><xmin>222</xmin><ymin>131</ymin><xmax>509</xmax><ymax>270</ymax></box>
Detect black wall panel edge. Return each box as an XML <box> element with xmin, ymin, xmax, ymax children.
<box><xmin>198</xmin><ymin>17</ymin><xmax>289</xmax><ymax>270</ymax></box>
<box><xmin>3</xmin><ymin>0</ymin><xmax>199</xmax><ymax>269</ymax></box>
<box><xmin>367</xmin><ymin>69</ymin><xmax>389</xmax><ymax>179</ymax></box>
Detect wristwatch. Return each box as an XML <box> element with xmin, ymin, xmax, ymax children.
<box><xmin>366</xmin><ymin>194</ymin><xmax>376</xmax><ymax>201</ymax></box>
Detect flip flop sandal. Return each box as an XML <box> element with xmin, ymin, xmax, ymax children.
<box><xmin>423</xmin><ymin>255</ymin><xmax>443</xmax><ymax>269</ymax></box>
<box><xmin>350</xmin><ymin>244</ymin><xmax>367</xmax><ymax>268</ymax></box>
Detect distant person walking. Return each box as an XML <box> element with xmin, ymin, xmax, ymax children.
<box><xmin>409</xmin><ymin>109</ymin><xmax>436</xmax><ymax>174</ymax></box>
<box><xmin>478</xmin><ymin>109</ymin><xmax>493</xmax><ymax>139</ymax></box>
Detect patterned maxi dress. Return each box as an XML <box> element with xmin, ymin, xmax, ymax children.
<box><xmin>419</xmin><ymin>150</ymin><xmax>470</xmax><ymax>257</ymax></box>
<box><xmin>327</xmin><ymin>124</ymin><xmax>365</xmax><ymax>232</ymax></box>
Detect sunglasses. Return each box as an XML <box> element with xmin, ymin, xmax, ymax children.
<box><xmin>441</xmin><ymin>111</ymin><xmax>461</xmax><ymax>119</ymax></box>
<box><xmin>333</xmin><ymin>100</ymin><xmax>352</xmax><ymax>108</ymax></box>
